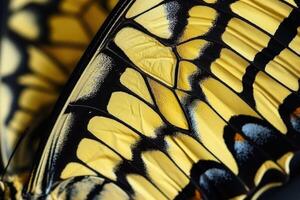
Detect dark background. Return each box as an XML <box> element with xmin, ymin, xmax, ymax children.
<box><xmin>259</xmin><ymin>176</ymin><xmax>300</xmax><ymax>200</ymax></box>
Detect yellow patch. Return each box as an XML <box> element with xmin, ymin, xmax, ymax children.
<box><xmin>98</xmin><ymin>183</ymin><xmax>130</xmax><ymax>200</ymax></box>
<box><xmin>49</xmin><ymin>16</ymin><xmax>89</xmax><ymax>44</ymax></box>
<box><xmin>177</xmin><ymin>39</ymin><xmax>209</xmax><ymax>60</ymax></box>
<box><xmin>177</xmin><ymin>61</ymin><xmax>198</xmax><ymax>91</ymax></box>
<box><xmin>230</xmin><ymin>0</ymin><xmax>291</xmax><ymax>35</ymax></box>
<box><xmin>107</xmin><ymin>92</ymin><xmax>164</xmax><ymax>138</ymax></box>
<box><xmin>222</xmin><ymin>18</ymin><xmax>270</xmax><ymax>61</ymax></box>
<box><xmin>61</xmin><ymin>162</ymin><xmax>96</xmax><ymax>179</ymax></box>
<box><xmin>127</xmin><ymin>174</ymin><xmax>168</xmax><ymax>200</ymax></box>
<box><xmin>83</xmin><ymin>2</ymin><xmax>107</xmax><ymax>34</ymax></box>
<box><xmin>180</xmin><ymin>6</ymin><xmax>217</xmax><ymax>42</ymax></box>
<box><xmin>149</xmin><ymin>79</ymin><xmax>188</xmax><ymax>129</ymax></box>
<box><xmin>114</xmin><ymin>27</ymin><xmax>177</xmax><ymax>86</ymax></box>
<box><xmin>165</xmin><ymin>133</ymin><xmax>218</xmax><ymax>175</ymax></box>
<box><xmin>289</xmin><ymin>27</ymin><xmax>300</xmax><ymax>55</ymax></box>
<box><xmin>191</xmin><ymin>100</ymin><xmax>239</xmax><ymax>174</ymax></box>
<box><xmin>266</xmin><ymin>49</ymin><xmax>300</xmax><ymax>91</ymax></box>
<box><xmin>88</xmin><ymin>116</ymin><xmax>139</xmax><ymax>160</ymax></box>
<box><xmin>142</xmin><ymin>150</ymin><xmax>189</xmax><ymax>199</ymax></box>
<box><xmin>200</xmin><ymin>78</ymin><xmax>259</xmax><ymax>121</ymax></box>
<box><xmin>253</xmin><ymin>72</ymin><xmax>290</xmax><ymax>133</ymax></box>
<box><xmin>9</xmin><ymin>11</ymin><xmax>39</xmax><ymax>39</ymax></box>
<box><xmin>120</xmin><ymin>68</ymin><xmax>153</xmax><ymax>105</ymax></box>
<box><xmin>28</xmin><ymin>47</ymin><xmax>66</xmax><ymax>84</ymax></box>
<box><xmin>211</xmin><ymin>48</ymin><xmax>248</xmax><ymax>93</ymax></box>
<box><xmin>134</xmin><ymin>4</ymin><xmax>172</xmax><ymax>39</ymax></box>
<box><xmin>126</xmin><ymin>0</ymin><xmax>163</xmax><ymax>18</ymax></box>
<box><xmin>77</xmin><ymin>138</ymin><xmax>122</xmax><ymax>181</ymax></box>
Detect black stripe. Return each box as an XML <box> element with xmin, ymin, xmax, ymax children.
<box><xmin>296</xmin><ymin>0</ymin><xmax>300</xmax><ymax>8</ymax></box>
<box><xmin>275</xmin><ymin>9</ymin><xmax>300</xmax><ymax>46</ymax></box>
<box><xmin>86</xmin><ymin>179</ymin><xmax>107</xmax><ymax>199</ymax></box>
<box><xmin>240</xmin><ymin>7</ymin><xmax>300</xmax><ymax>105</ymax></box>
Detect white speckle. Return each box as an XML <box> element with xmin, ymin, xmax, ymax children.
<box><xmin>165</xmin><ymin>1</ymin><xmax>180</xmax><ymax>35</ymax></box>
<box><xmin>77</xmin><ymin>53</ymin><xmax>112</xmax><ymax>101</ymax></box>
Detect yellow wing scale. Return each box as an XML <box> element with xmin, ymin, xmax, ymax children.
<box><xmin>21</xmin><ymin>0</ymin><xmax>300</xmax><ymax>199</ymax></box>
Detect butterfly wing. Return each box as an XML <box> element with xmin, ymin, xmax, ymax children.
<box><xmin>0</xmin><ymin>0</ymin><xmax>117</xmax><ymax>173</ymax></box>
<box><xmin>19</xmin><ymin>0</ymin><xmax>300</xmax><ymax>199</ymax></box>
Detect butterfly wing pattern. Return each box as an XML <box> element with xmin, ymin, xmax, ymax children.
<box><xmin>0</xmin><ymin>0</ymin><xmax>117</xmax><ymax>173</ymax></box>
<box><xmin>3</xmin><ymin>0</ymin><xmax>300</xmax><ymax>199</ymax></box>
